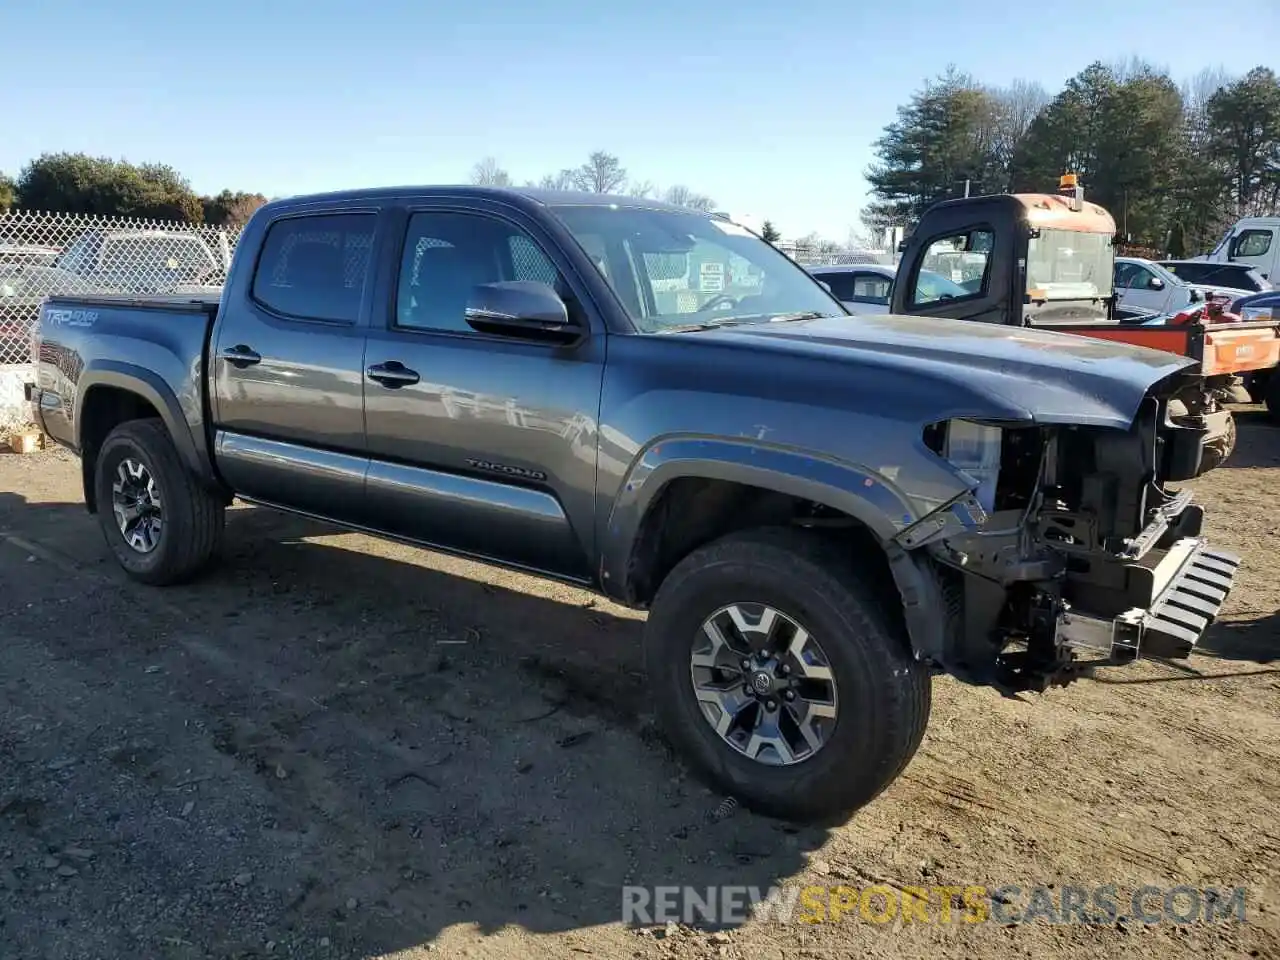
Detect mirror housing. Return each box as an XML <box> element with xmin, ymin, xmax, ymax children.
<box><xmin>465</xmin><ymin>281</ymin><xmax>583</xmax><ymax>345</ymax></box>
<box><xmin>1148</xmin><ymin>277</ymin><xmax>1165</xmax><ymax>291</ymax></box>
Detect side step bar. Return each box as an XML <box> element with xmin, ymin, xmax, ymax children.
<box><xmin>1142</xmin><ymin>542</ymin><xmax>1241</xmax><ymax>658</ymax></box>
<box><xmin>1058</xmin><ymin>538</ymin><xmax>1241</xmax><ymax>662</ymax></box>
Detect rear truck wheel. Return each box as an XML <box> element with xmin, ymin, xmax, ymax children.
<box><xmin>1267</xmin><ymin>373</ymin><xmax>1280</xmax><ymax>424</ymax></box>
<box><xmin>643</xmin><ymin>527</ymin><xmax>931</xmax><ymax>823</ymax></box>
<box><xmin>93</xmin><ymin>418</ymin><xmax>224</xmax><ymax>585</ymax></box>
<box><xmin>1200</xmin><ymin>412</ymin><xmax>1237</xmax><ymax>473</ymax></box>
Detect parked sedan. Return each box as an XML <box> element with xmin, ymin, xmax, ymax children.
<box><xmin>805</xmin><ymin>264</ymin><xmax>895</xmax><ymax>313</ymax></box>
<box><xmin>805</xmin><ymin>263</ymin><xmax>971</xmax><ymax>315</ymax></box>
<box><xmin>1158</xmin><ymin>260</ymin><xmax>1271</xmax><ymax>294</ymax></box>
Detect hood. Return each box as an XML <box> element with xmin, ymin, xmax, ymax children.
<box><xmin>1231</xmin><ymin>290</ymin><xmax>1280</xmax><ymax>311</ymax></box>
<box><xmin>684</xmin><ymin>313</ymin><xmax>1195</xmax><ymax>430</ymax></box>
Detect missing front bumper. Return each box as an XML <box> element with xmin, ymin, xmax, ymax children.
<box><xmin>1058</xmin><ymin>538</ymin><xmax>1241</xmax><ymax>662</ymax></box>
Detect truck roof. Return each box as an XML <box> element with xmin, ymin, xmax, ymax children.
<box><xmin>259</xmin><ymin>185</ymin><xmax>701</xmax><ymax>217</ymax></box>
<box><xmin>1011</xmin><ymin>193</ymin><xmax>1116</xmax><ymax>234</ymax></box>
<box><xmin>922</xmin><ymin>192</ymin><xmax>1117</xmax><ymax>235</ymax></box>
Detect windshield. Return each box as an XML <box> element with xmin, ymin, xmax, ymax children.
<box><xmin>1026</xmin><ymin>229</ymin><xmax>1113</xmax><ymax>300</ymax></box>
<box><xmin>549</xmin><ymin>205</ymin><xmax>841</xmax><ymax>332</ymax></box>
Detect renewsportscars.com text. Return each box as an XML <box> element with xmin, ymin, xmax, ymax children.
<box><xmin>622</xmin><ymin>883</ymin><xmax>1249</xmax><ymax>926</ymax></box>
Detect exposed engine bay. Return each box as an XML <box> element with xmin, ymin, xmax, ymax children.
<box><xmin>910</xmin><ymin>384</ymin><xmax>1240</xmax><ymax>694</ymax></box>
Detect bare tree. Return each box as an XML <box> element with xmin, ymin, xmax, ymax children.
<box><xmin>984</xmin><ymin>79</ymin><xmax>1050</xmax><ymax>189</ymax></box>
<box><xmin>628</xmin><ymin>180</ymin><xmax>658</xmax><ymax>199</ymax></box>
<box><xmin>994</xmin><ymin>79</ymin><xmax>1050</xmax><ymax>143</ymax></box>
<box><xmin>662</xmin><ymin>184</ymin><xmax>716</xmax><ymax>211</ymax></box>
<box><xmin>527</xmin><ymin>169</ymin><xmax>575</xmax><ymax>191</ymax></box>
<box><xmin>572</xmin><ymin>151</ymin><xmax>627</xmax><ymax>193</ymax></box>
<box><xmin>1183</xmin><ymin>66</ymin><xmax>1234</xmax><ymax>117</ymax></box>
<box><xmin>470</xmin><ymin>157</ymin><xmax>512</xmax><ymax>187</ymax></box>
<box><xmin>843</xmin><ymin>227</ymin><xmax>872</xmax><ymax>251</ymax></box>
<box><xmin>1108</xmin><ymin>55</ymin><xmax>1164</xmax><ymax>84</ymax></box>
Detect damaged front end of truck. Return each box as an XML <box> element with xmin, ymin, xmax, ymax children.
<box><xmin>891</xmin><ymin>372</ymin><xmax>1241</xmax><ymax>694</ymax></box>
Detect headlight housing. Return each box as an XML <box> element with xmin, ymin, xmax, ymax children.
<box><xmin>924</xmin><ymin>419</ymin><xmax>1047</xmax><ymax>516</ymax></box>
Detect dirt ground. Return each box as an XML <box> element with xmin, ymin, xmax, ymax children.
<box><xmin>1</xmin><ymin>412</ymin><xmax>1278</xmax><ymax>960</ymax></box>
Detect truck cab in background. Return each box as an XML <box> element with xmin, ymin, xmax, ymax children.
<box><xmin>1205</xmin><ymin>217</ymin><xmax>1279</xmax><ymax>283</ymax></box>
<box><xmin>887</xmin><ymin>176</ymin><xmax>1280</xmax><ymax>471</ymax></box>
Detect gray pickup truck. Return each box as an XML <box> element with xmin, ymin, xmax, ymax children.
<box><xmin>27</xmin><ymin>187</ymin><xmax>1241</xmax><ymax>821</ymax></box>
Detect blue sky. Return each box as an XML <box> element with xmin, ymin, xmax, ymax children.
<box><xmin>2</xmin><ymin>0</ymin><xmax>1275</xmax><ymax>241</ymax></box>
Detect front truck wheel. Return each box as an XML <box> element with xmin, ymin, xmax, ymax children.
<box><xmin>644</xmin><ymin>527</ymin><xmax>931</xmax><ymax>822</ymax></box>
<box><xmin>1200</xmin><ymin>412</ymin><xmax>1237</xmax><ymax>473</ymax></box>
<box><xmin>93</xmin><ymin>418</ymin><xmax>225</xmax><ymax>585</ymax></box>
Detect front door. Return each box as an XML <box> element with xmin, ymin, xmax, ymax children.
<box><xmin>1229</xmin><ymin>227</ymin><xmax>1277</xmax><ymax>282</ymax></box>
<box><xmin>361</xmin><ymin>204</ymin><xmax>605</xmax><ymax>580</ymax></box>
<box><xmin>210</xmin><ymin>210</ymin><xmax>380</xmax><ymax>520</ymax></box>
<box><xmin>899</xmin><ymin>227</ymin><xmax>1006</xmax><ymax>324</ymax></box>
<box><xmin>1114</xmin><ymin>261</ymin><xmax>1170</xmax><ymax>314</ymax></box>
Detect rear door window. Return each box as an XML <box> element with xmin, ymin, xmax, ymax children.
<box><xmin>852</xmin><ymin>272</ymin><xmax>892</xmax><ymax>303</ymax></box>
<box><xmin>252</xmin><ymin>214</ymin><xmax>376</xmax><ymax>323</ymax></box>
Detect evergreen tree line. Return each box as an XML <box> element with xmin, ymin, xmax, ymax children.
<box><xmin>863</xmin><ymin>62</ymin><xmax>1280</xmax><ymax>256</ymax></box>
<box><xmin>0</xmin><ymin>153</ymin><xmax>267</xmax><ymax>228</ymax></box>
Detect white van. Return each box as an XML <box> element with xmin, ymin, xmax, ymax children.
<box><xmin>1204</xmin><ymin>217</ymin><xmax>1279</xmax><ymax>282</ymax></box>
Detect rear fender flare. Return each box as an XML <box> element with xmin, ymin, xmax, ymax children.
<box><xmin>75</xmin><ymin>362</ymin><xmax>217</xmax><ymax>492</ymax></box>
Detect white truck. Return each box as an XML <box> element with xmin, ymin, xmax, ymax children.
<box><xmin>1202</xmin><ymin>217</ymin><xmax>1279</xmax><ymax>284</ymax></box>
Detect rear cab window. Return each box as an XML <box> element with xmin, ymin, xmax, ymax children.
<box><xmin>252</xmin><ymin>214</ymin><xmax>376</xmax><ymax>323</ymax></box>
<box><xmin>852</xmin><ymin>273</ymin><xmax>891</xmax><ymax>303</ymax></box>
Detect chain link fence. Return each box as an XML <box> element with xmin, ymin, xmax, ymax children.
<box><xmin>777</xmin><ymin>241</ymin><xmax>896</xmax><ymax>267</ymax></box>
<box><xmin>0</xmin><ymin>211</ymin><xmax>241</xmax><ymax>367</ymax></box>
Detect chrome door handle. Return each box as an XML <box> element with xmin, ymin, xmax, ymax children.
<box><xmin>366</xmin><ymin>361</ymin><xmax>420</xmax><ymax>388</ymax></box>
<box><xmin>221</xmin><ymin>345</ymin><xmax>261</xmax><ymax>368</ymax></box>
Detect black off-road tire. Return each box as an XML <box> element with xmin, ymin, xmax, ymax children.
<box><xmin>644</xmin><ymin>526</ymin><xmax>931</xmax><ymax>823</ymax></box>
<box><xmin>1267</xmin><ymin>373</ymin><xmax>1280</xmax><ymax>424</ymax></box>
<box><xmin>94</xmin><ymin>418</ymin><xmax>224</xmax><ymax>585</ymax></box>
<box><xmin>1200</xmin><ymin>413</ymin><xmax>1237</xmax><ymax>473</ymax></box>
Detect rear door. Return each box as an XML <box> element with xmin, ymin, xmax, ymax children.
<box><xmin>360</xmin><ymin>201</ymin><xmax>605</xmax><ymax>579</ymax></box>
<box><xmin>210</xmin><ymin>207</ymin><xmax>384</xmax><ymax>520</ymax></box>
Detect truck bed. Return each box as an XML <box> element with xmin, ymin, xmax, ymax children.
<box><xmin>43</xmin><ymin>292</ymin><xmax>222</xmax><ymax>312</ymax></box>
<box><xmin>31</xmin><ymin>294</ymin><xmax>220</xmax><ymax>484</ymax></box>
<box><xmin>1033</xmin><ymin>318</ymin><xmax>1280</xmax><ymax>376</ymax></box>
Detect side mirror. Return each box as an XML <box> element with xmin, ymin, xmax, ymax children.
<box><xmin>816</xmin><ymin>280</ymin><xmax>834</xmax><ymax>294</ymax></box>
<box><xmin>465</xmin><ymin>281</ymin><xmax>583</xmax><ymax>345</ymax></box>
<box><xmin>1148</xmin><ymin>277</ymin><xmax>1165</xmax><ymax>291</ymax></box>
<box><xmin>1189</xmin><ymin>288</ymin><xmax>1203</xmax><ymax>303</ymax></box>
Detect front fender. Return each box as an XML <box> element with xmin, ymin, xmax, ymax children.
<box><xmin>599</xmin><ymin>435</ymin><xmax>926</xmax><ymax>597</ymax></box>
<box><xmin>76</xmin><ymin>360</ymin><xmax>215</xmax><ymax>487</ymax></box>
